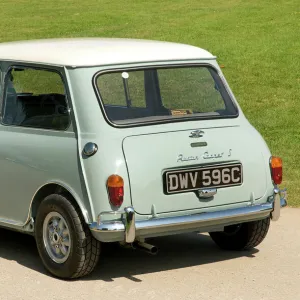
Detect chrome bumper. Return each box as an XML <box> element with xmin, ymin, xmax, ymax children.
<box><xmin>90</xmin><ymin>188</ymin><xmax>287</xmax><ymax>243</ymax></box>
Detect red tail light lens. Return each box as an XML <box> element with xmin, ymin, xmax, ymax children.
<box><xmin>107</xmin><ymin>175</ymin><xmax>124</xmax><ymax>207</ymax></box>
<box><xmin>270</xmin><ymin>156</ymin><xmax>282</xmax><ymax>185</ymax></box>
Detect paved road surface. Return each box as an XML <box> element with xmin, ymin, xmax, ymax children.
<box><xmin>0</xmin><ymin>208</ymin><xmax>299</xmax><ymax>300</ymax></box>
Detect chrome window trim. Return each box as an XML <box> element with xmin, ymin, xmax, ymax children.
<box><xmin>92</xmin><ymin>62</ymin><xmax>239</xmax><ymax>129</ymax></box>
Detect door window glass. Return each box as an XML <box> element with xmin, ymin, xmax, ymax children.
<box><xmin>2</xmin><ymin>67</ymin><xmax>70</xmax><ymax>130</ymax></box>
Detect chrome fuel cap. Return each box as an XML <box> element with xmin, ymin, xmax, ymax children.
<box><xmin>83</xmin><ymin>142</ymin><xmax>98</xmax><ymax>157</ymax></box>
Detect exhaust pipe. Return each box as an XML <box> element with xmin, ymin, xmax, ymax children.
<box><xmin>132</xmin><ymin>241</ymin><xmax>158</xmax><ymax>255</ymax></box>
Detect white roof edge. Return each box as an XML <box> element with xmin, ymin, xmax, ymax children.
<box><xmin>0</xmin><ymin>38</ymin><xmax>216</xmax><ymax>67</ymax></box>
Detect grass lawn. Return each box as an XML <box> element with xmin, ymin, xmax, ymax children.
<box><xmin>0</xmin><ymin>0</ymin><xmax>299</xmax><ymax>205</ymax></box>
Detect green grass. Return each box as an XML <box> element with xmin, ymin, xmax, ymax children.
<box><xmin>0</xmin><ymin>0</ymin><xmax>299</xmax><ymax>205</ymax></box>
<box><xmin>11</xmin><ymin>68</ymin><xmax>64</xmax><ymax>94</ymax></box>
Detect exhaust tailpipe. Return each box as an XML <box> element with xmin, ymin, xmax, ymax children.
<box><xmin>132</xmin><ymin>241</ymin><xmax>158</xmax><ymax>255</ymax></box>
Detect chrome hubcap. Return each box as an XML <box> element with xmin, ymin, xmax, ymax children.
<box><xmin>43</xmin><ymin>212</ymin><xmax>71</xmax><ymax>264</ymax></box>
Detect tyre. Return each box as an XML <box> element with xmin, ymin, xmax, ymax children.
<box><xmin>35</xmin><ymin>194</ymin><xmax>101</xmax><ymax>279</ymax></box>
<box><xmin>209</xmin><ymin>217</ymin><xmax>270</xmax><ymax>250</ymax></box>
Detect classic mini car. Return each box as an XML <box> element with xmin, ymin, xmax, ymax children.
<box><xmin>0</xmin><ymin>38</ymin><xmax>287</xmax><ymax>279</ymax></box>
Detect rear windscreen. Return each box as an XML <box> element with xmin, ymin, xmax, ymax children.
<box><xmin>95</xmin><ymin>66</ymin><xmax>238</xmax><ymax>125</ymax></box>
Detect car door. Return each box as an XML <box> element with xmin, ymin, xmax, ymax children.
<box><xmin>0</xmin><ymin>63</ymin><xmax>80</xmax><ymax>225</ymax></box>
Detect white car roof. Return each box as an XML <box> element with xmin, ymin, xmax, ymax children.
<box><xmin>0</xmin><ymin>38</ymin><xmax>215</xmax><ymax>67</ymax></box>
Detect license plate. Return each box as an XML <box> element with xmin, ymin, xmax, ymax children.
<box><xmin>164</xmin><ymin>163</ymin><xmax>243</xmax><ymax>194</ymax></box>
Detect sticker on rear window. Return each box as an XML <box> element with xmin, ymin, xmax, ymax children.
<box><xmin>171</xmin><ymin>109</ymin><xmax>193</xmax><ymax>116</ymax></box>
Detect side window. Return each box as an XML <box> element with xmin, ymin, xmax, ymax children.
<box><xmin>0</xmin><ymin>69</ymin><xmax>2</xmax><ymax>94</ymax></box>
<box><xmin>2</xmin><ymin>67</ymin><xmax>70</xmax><ymax>130</ymax></box>
<box><xmin>0</xmin><ymin>69</ymin><xmax>2</xmax><ymax>111</ymax></box>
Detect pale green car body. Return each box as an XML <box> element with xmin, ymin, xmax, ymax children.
<box><xmin>0</xmin><ymin>38</ymin><xmax>286</xmax><ymax>245</ymax></box>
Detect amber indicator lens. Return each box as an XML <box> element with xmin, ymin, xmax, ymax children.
<box><xmin>107</xmin><ymin>175</ymin><xmax>124</xmax><ymax>207</ymax></box>
<box><xmin>270</xmin><ymin>156</ymin><xmax>282</xmax><ymax>185</ymax></box>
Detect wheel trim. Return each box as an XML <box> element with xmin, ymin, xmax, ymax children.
<box><xmin>42</xmin><ymin>212</ymin><xmax>71</xmax><ymax>264</ymax></box>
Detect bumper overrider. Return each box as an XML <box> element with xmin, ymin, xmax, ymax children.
<box><xmin>90</xmin><ymin>188</ymin><xmax>287</xmax><ymax>243</ymax></box>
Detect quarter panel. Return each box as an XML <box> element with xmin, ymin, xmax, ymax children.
<box><xmin>0</xmin><ymin>126</ymin><xmax>90</xmax><ymax>224</ymax></box>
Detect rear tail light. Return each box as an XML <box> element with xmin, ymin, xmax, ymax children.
<box><xmin>107</xmin><ymin>175</ymin><xmax>124</xmax><ymax>207</ymax></box>
<box><xmin>270</xmin><ymin>156</ymin><xmax>282</xmax><ymax>185</ymax></box>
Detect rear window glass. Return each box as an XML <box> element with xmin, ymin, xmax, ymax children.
<box><xmin>96</xmin><ymin>66</ymin><xmax>237</xmax><ymax>125</ymax></box>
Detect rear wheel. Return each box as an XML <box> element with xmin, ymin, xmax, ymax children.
<box><xmin>209</xmin><ymin>217</ymin><xmax>270</xmax><ymax>250</ymax></box>
<box><xmin>35</xmin><ymin>194</ymin><xmax>101</xmax><ymax>279</ymax></box>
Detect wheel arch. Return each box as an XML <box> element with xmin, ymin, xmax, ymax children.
<box><xmin>30</xmin><ymin>182</ymin><xmax>91</xmax><ymax>224</ymax></box>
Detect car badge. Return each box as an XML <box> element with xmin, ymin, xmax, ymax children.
<box><xmin>189</xmin><ymin>129</ymin><xmax>204</xmax><ymax>138</ymax></box>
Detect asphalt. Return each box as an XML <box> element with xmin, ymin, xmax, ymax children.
<box><xmin>0</xmin><ymin>208</ymin><xmax>299</xmax><ymax>300</ymax></box>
